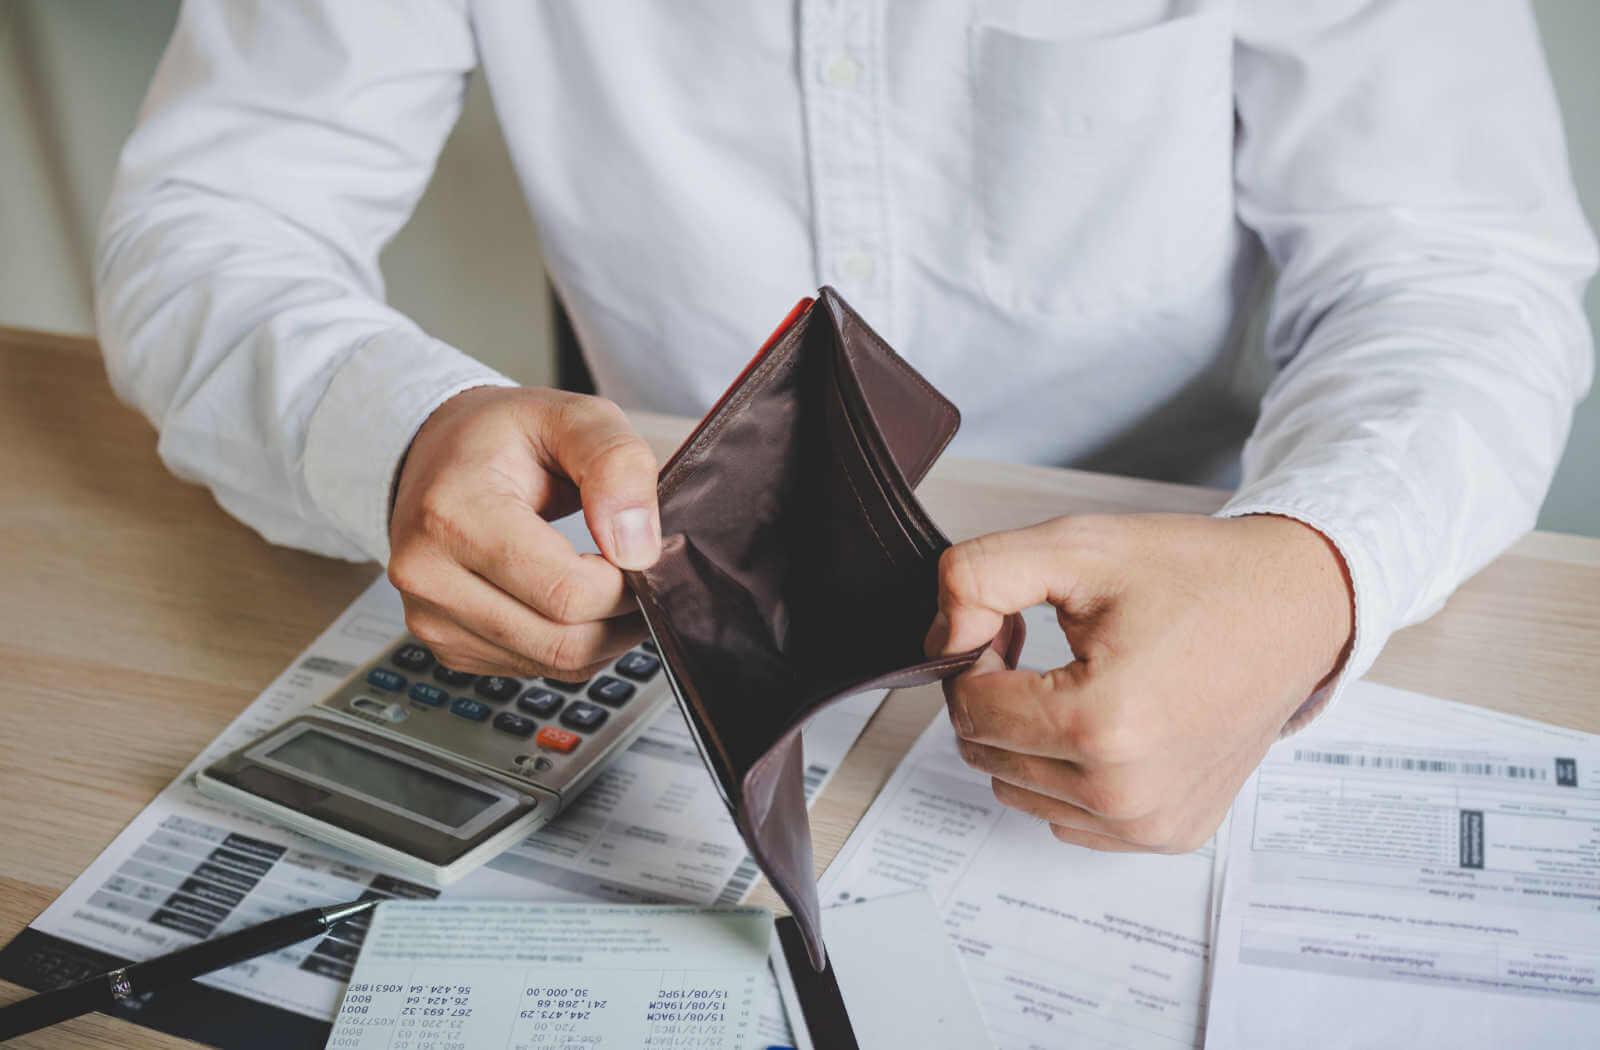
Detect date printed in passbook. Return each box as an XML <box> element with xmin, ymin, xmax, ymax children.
<box><xmin>326</xmin><ymin>901</ymin><xmax>771</xmax><ymax>1050</ymax></box>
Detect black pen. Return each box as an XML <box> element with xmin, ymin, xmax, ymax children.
<box><xmin>0</xmin><ymin>897</ymin><xmax>377</xmax><ymax>1042</ymax></box>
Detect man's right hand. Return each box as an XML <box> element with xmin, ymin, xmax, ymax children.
<box><xmin>386</xmin><ymin>386</ymin><xmax>661</xmax><ymax>679</ymax></box>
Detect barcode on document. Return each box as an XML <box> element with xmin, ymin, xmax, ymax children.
<box><xmin>713</xmin><ymin>763</ymin><xmax>831</xmax><ymax>905</ymax></box>
<box><xmin>800</xmin><ymin>762</ymin><xmax>828</xmax><ymax>802</ymax></box>
<box><xmin>1292</xmin><ymin>750</ymin><xmax>1549</xmax><ymax>781</ymax></box>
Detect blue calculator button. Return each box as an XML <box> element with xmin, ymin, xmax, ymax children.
<box><xmin>408</xmin><ymin>683</ymin><xmax>448</xmax><ymax>707</ymax></box>
<box><xmin>493</xmin><ymin>712</ymin><xmax>538</xmax><ymax>738</ymax></box>
<box><xmin>517</xmin><ymin>688</ymin><xmax>565</xmax><ymax>718</ymax></box>
<box><xmin>474</xmin><ymin>676</ymin><xmax>521</xmax><ymax>703</ymax></box>
<box><xmin>391</xmin><ymin>643</ymin><xmax>434</xmax><ymax>672</ymax></box>
<box><xmin>366</xmin><ymin>668</ymin><xmax>406</xmax><ymax>692</ymax></box>
<box><xmin>640</xmin><ymin>638</ymin><xmax>658</xmax><ymax>653</ymax></box>
<box><xmin>433</xmin><ymin>665</ymin><xmax>476</xmax><ymax>687</ymax></box>
<box><xmin>449</xmin><ymin>697</ymin><xmax>491</xmax><ymax>722</ymax></box>
<box><xmin>615</xmin><ymin>651</ymin><xmax>660</xmax><ymax>681</ymax></box>
<box><xmin>588</xmin><ymin>675</ymin><xmax>635</xmax><ymax>707</ymax></box>
<box><xmin>559</xmin><ymin>700</ymin><xmax>609</xmax><ymax>732</ymax></box>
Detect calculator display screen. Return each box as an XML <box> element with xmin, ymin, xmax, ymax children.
<box><xmin>264</xmin><ymin>729</ymin><xmax>500</xmax><ymax>829</ymax></box>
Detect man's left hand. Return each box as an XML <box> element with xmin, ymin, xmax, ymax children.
<box><xmin>927</xmin><ymin>513</ymin><xmax>1354</xmax><ymax>854</ymax></box>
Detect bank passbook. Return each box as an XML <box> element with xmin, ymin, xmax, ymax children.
<box><xmin>325</xmin><ymin>902</ymin><xmax>771</xmax><ymax>1050</ymax></box>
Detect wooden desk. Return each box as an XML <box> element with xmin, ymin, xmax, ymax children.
<box><xmin>2</xmin><ymin>325</ymin><xmax>1598</xmax><ymax>1047</ymax></box>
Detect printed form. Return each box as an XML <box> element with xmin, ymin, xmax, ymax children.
<box><xmin>1206</xmin><ymin>686</ymin><xmax>1600</xmax><ymax>1048</ymax></box>
<box><xmin>820</xmin><ymin>713</ymin><xmax>1214</xmax><ymax>1049</ymax></box>
<box><xmin>17</xmin><ymin>516</ymin><xmax>868</xmax><ymax>1045</ymax></box>
<box><xmin>326</xmin><ymin>902</ymin><xmax>770</xmax><ymax>1050</ymax></box>
<box><xmin>819</xmin><ymin>605</ymin><xmax>1216</xmax><ymax>1050</ymax></box>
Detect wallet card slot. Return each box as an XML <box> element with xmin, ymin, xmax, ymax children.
<box><xmin>829</xmin><ymin>361</ymin><xmax>946</xmax><ymax>561</ymax></box>
<box><xmin>822</xmin><ymin>288</ymin><xmax>961</xmax><ymax>488</ymax></box>
<box><xmin>822</xmin><ymin>370</ymin><xmax>933</xmax><ymax>567</ymax></box>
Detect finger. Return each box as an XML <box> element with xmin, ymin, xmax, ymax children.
<box><xmin>451</xmin><ymin>495</ymin><xmax>638</xmax><ymax>624</ymax></box>
<box><xmin>414</xmin><ymin>567</ymin><xmax>646</xmax><ymax>677</ymax></box>
<box><xmin>402</xmin><ymin>603</ymin><xmax>570</xmax><ymax>678</ymax></box>
<box><xmin>955</xmin><ymin>738</ymin><xmax>1091</xmax><ymax>807</ymax></box>
<box><xmin>995</xmin><ymin>776</ymin><xmax>1217</xmax><ymax>855</ymax></box>
<box><xmin>990</xmin><ymin>778</ymin><xmax>1132</xmax><ymax>844</ymax></box>
<box><xmin>414</xmin><ymin>606</ymin><xmax>622</xmax><ymax>681</ymax></box>
<box><xmin>928</xmin><ymin>605</ymin><xmax>1028</xmax><ymax>666</ymax></box>
<box><xmin>936</xmin><ymin>519</ymin><xmax>1110</xmax><ymax>654</ymax></box>
<box><xmin>995</xmin><ymin>611</ymin><xmax>1026</xmax><ymax>668</ymax></box>
<box><xmin>1047</xmin><ymin>824</ymin><xmax>1149</xmax><ymax>853</ymax></box>
<box><xmin>955</xmin><ymin>735</ymin><xmax>1168</xmax><ymax>832</ymax></box>
<box><xmin>944</xmin><ymin>648</ymin><xmax>1099</xmax><ymax>761</ymax></box>
<box><xmin>538</xmin><ymin>396</ymin><xmax>661</xmax><ymax>570</ymax></box>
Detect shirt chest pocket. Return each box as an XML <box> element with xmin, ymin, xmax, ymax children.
<box><xmin>971</xmin><ymin>12</ymin><xmax>1236</xmax><ymax>319</ymax></box>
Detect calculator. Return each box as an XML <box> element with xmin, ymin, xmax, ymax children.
<box><xmin>194</xmin><ymin>635</ymin><xmax>671</xmax><ymax>885</ymax></box>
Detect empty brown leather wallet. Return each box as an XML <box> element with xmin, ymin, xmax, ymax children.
<box><xmin>624</xmin><ymin>287</ymin><xmax>1001</xmax><ymax>970</ymax></box>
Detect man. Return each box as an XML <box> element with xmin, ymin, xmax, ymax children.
<box><xmin>98</xmin><ymin>2</ymin><xmax>1594</xmax><ymax>855</ymax></box>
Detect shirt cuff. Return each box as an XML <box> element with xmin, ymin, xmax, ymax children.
<box><xmin>303</xmin><ymin>329</ymin><xmax>517</xmax><ymax>564</ymax></box>
<box><xmin>1216</xmin><ymin>486</ymin><xmax>1390</xmax><ymax>733</ymax></box>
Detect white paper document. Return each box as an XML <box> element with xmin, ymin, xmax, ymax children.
<box><xmin>773</xmin><ymin>891</ymin><xmax>994</xmax><ymax>1050</ymax></box>
<box><xmin>819</xmin><ymin>713</ymin><xmax>1215</xmax><ymax>1050</ymax></box>
<box><xmin>819</xmin><ymin>605</ymin><xmax>1215</xmax><ymax>1050</ymax></box>
<box><xmin>1205</xmin><ymin>691</ymin><xmax>1600</xmax><ymax>1048</ymax></box>
<box><xmin>21</xmin><ymin>518</ymin><xmax>873</xmax><ymax>1045</ymax></box>
<box><xmin>326</xmin><ymin>901</ymin><xmax>771</xmax><ymax>1050</ymax></box>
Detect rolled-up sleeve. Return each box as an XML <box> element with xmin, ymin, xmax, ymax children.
<box><xmin>1223</xmin><ymin>0</ymin><xmax>1596</xmax><ymax>722</ymax></box>
<box><xmin>96</xmin><ymin>0</ymin><xmax>515</xmax><ymax>564</ymax></box>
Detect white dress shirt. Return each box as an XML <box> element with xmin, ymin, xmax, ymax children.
<box><xmin>97</xmin><ymin>0</ymin><xmax>1594</xmax><ymax>712</ymax></box>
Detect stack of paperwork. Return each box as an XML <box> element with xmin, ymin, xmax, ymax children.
<box><xmin>820</xmin><ymin>605</ymin><xmax>1600</xmax><ymax>1049</ymax></box>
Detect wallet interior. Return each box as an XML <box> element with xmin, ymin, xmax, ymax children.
<box><xmin>635</xmin><ymin>307</ymin><xmax>948</xmax><ymax>794</ymax></box>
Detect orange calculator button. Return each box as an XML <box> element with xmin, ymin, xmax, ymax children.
<box><xmin>535</xmin><ymin>726</ymin><xmax>580</xmax><ymax>753</ymax></box>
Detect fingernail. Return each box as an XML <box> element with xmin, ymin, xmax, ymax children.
<box><xmin>609</xmin><ymin>507</ymin><xmax>660</xmax><ymax>569</ymax></box>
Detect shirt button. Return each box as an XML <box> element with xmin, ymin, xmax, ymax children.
<box><xmin>838</xmin><ymin>252</ymin><xmax>876</xmax><ymax>283</ymax></box>
<box><xmin>822</xmin><ymin>54</ymin><xmax>861</xmax><ymax>88</ymax></box>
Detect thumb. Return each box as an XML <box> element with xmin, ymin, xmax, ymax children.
<box><xmin>934</xmin><ymin>520</ymin><xmax>1103</xmax><ymax>655</ymax></box>
<box><xmin>540</xmin><ymin>396</ymin><xmax>662</xmax><ymax>570</ymax></box>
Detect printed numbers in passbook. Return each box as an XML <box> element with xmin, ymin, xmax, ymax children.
<box><xmin>643</xmin><ymin>984</ymin><xmax>737</xmax><ymax>1046</ymax></box>
<box><xmin>518</xmin><ymin>985</ymin><xmax>604</xmax><ymax>1022</ymax></box>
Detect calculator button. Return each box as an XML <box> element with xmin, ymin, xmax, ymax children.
<box><xmin>544</xmin><ymin>676</ymin><xmax>589</xmax><ymax>692</ymax></box>
<box><xmin>559</xmin><ymin>700</ymin><xmax>608</xmax><ymax>732</ymax></box>
<box><xmin>351</xmin><ymin>696</ymin><xmax>407</xmax><ymax>723</ymax></box>
<box><xmin>535</xmin><ymin>726</ymin><xmax>581</xmax><ymax>753</ymax></box>
<box><xmin>615</xmin><ymin>651</ymin><xmax>660</xmax><ymax>681</ymax></box>
<box><xmin>433</xmin><ymin>665</ymin><xmax>476</xmax><ymax>687</ymax></box>
<box><xmin>474</xmin><ymin>676</ymin><xmax>521</xmax><ymax>703</ymax></box>
<box><xmin>408</xmin><ymin>683</ymin><xmax>448</xmax><ymax>708</ymax></box>
<box><xmin>493</xmin><ymin>712</ymin><xmax>537</xmax><ymax>738</ymax></box>
<box><xmin>390</xmin><ymin>643</ymin><xmax>434</xmax><ymax>672</ymax></box>
<box><xmin>641</xmin><ymin>639</ymin><xmax>658</xmax><ymax>653</ymax></box>
<box><xmin>588</xmin><ymin>676</ymin><xmax>635</xmax><ymax>707</ymax></box>
<box><xmin>516</xmin><ymin>688</ymin><xmax>565</xmax><ymax>718</ymax></box>
<box><xmin>366</xmin><ymin>668</ymin><xmax>407</xmax><ymax>692</ymax></box>
<box><xmin>449</xmin><ymin>697</ymin><xmax>491</xmax><ymax>722</ymax></box>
